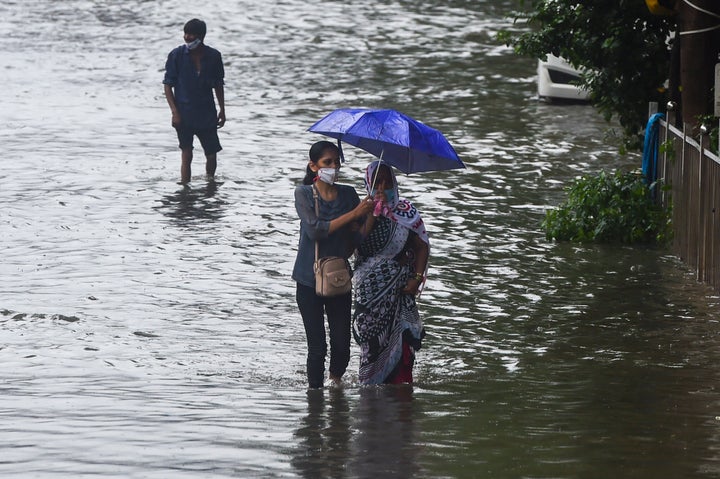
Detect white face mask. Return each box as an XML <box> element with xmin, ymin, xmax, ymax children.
<box><xmin>317</xmin><ymin>167</ymin><xmax>339</xmax><ymax>185</ymax></box>
<box><xmin>186</xmin><ymin>38</ymin><xmax>202</xmax><ymax>50</ymax></box>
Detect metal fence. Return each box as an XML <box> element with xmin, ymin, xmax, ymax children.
<box><xmin>657</xmin><ymin>116</ymin><xmax>720</xmax><ymax>289</ymax></box>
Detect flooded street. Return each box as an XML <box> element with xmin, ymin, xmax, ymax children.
<box><xmin>3</xmin><ymin>1</ymin><xmax>720</xmax><ymax>477</ymax></box>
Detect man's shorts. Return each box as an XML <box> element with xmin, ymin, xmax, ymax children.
<box><xmin>175</xmin><ymin>125</ymin><xmax>222</xmax><ymax>154</ymax></box>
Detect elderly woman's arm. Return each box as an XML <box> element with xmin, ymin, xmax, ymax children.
<box><xmin>402</xmin><ymin>232</ymin><xmax>429</xmax><ymax>295</ymax></box>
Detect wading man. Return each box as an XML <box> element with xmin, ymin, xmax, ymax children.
<box><xmin>163</xmin><ymin>18</ymin><xmax>226</xmax><ymax>184</ymax></box>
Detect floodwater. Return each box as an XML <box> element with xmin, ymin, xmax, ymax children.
<box><xmin>3</xmin><ymin>1</ymin><xmax>720</xmax><ymax>477</ymax></box>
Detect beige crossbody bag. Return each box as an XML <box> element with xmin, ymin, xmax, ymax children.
<box><xmin>312</xmin><ymin>185</ymin><xmax>352</xmax><ymax>297</ymax></box>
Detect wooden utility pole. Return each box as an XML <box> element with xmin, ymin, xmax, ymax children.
<box><xmin>677</xmin><ymin>0</ymin><xmax>720</xmax><ymax>132</ymax></box>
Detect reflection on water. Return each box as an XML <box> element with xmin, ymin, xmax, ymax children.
<box><xmin>155</xmin><ymin>180</ymin><xmax>226</xmax><ymax>224</ymax></box>
<box><xmin>292</xmin><ymin>388</ymin><xmax>352</xmax><ymax>478</ymax></box>
<box><xmin>347</xmin><ymin>386</ymin><xmax>422</xmax><ymax>479</ymax></box>
<box><xmin>293</xmin><ymin>386</ymin><xmax>422</xmax><ymax>479</ymax></box>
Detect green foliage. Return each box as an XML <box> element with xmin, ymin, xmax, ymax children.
<box><xmin>659</xmin><ymin>138</ymin><xmax>675</xmax><ymax>160</ymax></box>
<box><xmin>500</xmin><ymin>1</ymin><xmax>676</xmax><ymax>144</ymax></box>
<box><xmin>543</xmin><ymin>170</ymin><xmax>671</xmax><ymax>244</ymax></box>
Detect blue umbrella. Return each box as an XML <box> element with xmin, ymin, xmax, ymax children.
<box><xmin>308</xmin><ymin>108</ymin><xmax>465</xmax><ymax>174</ymax></box>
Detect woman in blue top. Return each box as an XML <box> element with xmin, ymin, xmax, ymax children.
<box><xmin>292</xmin><ymin>141</ymin><xmax>374</xmax><ymax>388</ymax></box>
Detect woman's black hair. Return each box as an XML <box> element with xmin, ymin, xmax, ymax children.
<box><xmin>303</xmin><ymin>140</ymin><xmax>338</xmax><ymax>185</ymax></box>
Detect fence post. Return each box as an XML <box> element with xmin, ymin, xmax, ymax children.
<box><xmin>648</xmin><ymin>101</ymin><xmax>658</xmax><ymax>118</ymax></box>
<box><xmin>663</xmin><ymin>102</ymin><xmax>676</xmax><ymax>207</ymax></box>
<box><xmin>699</xmin><ymin>126</ymin><xmax>707</xmax><ymax>281</ymax></box>
<box><xmin>715</xmin><ymin>57</ymin><xmax>719</xmax><ymax>152</ymax></box>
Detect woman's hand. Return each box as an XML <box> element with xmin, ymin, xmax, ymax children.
<box><xmin>356</xmin><ymin>196</ymin><xmax>375</xmax><ymax>218</ymax></box>
<box><xmin>352</xmin><ymin>197</ymin><xmax>376</xmax><ymax>237</ymax></box>
<box><xmin>401</xmin><ymin>273</ymin><xmax>424</xmax><ymax>296</ymax></box>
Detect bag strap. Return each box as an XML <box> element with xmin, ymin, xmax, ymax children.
<box><xmin>312</xmin><ymin>185</ymin><xmax>319</xmax><ymax>264</ymax></box>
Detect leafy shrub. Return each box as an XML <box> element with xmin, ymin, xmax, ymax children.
<box><xmin>543</xmin><ymin>170</ymin><xmax>671</xmax><ymax>244</ymax></box>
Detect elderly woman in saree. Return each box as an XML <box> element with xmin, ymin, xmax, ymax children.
<box><xmin>353</xmin><ymin>161</ymin><xmax>430</xmax><ymax>385</ymax></box>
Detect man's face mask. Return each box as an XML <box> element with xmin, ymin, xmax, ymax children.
<box><xmin>186</xmin><ymin>38</ymin><xmax>202</xmax><ymax>50</ymax></box>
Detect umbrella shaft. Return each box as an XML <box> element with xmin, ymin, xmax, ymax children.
<box><xmin>368</xmin><ymin>150</ymin><xmax>385</xmax><ymax>194</ymax></box>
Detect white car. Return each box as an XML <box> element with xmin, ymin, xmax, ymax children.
<box><xmin>537</xmin><ymin>54</ymin><xmax>590</xmax><ymax>102</ymax></box>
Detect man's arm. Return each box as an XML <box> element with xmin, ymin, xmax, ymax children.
<box><xmin>215</xmin><ymin>84</ymin><xmax>225</xmax><ymax>128</ymax></box>
<box><xmin>164</xmin><ymin>84</ymin><xmax>181</xmax><ymax>128</ymax></box>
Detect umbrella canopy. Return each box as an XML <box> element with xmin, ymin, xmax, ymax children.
<box><xmin>308</xmin><ymin>108</ymin><xmax>465</xmax><ymax>174</ymax></box>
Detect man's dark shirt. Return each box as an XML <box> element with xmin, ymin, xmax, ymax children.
<box><xmin>163</xmin><ymin>44</ymin><xmax>224</xmax><ymax>130</ymax></box>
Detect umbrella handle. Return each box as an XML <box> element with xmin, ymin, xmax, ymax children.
<box><xmin>337</xmin><ymin>140</ymin><xmax>345</xmax><ymax>163</ymax></box>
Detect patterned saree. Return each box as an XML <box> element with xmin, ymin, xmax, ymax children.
<box><xmin>352</xmin><ymin>215</ymin><xmax>424</xmax><ymax>385</ymax></box>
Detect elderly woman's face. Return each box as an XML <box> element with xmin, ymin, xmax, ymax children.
<box><xmin>375</xmin><ymin>166</ymin><xmax>393</xmax><ymax>187</ymax></box>
<box><xmin>372</xmin><ymin>165</ymin><xmax>394</xmax><ymax>199</ymax></box>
